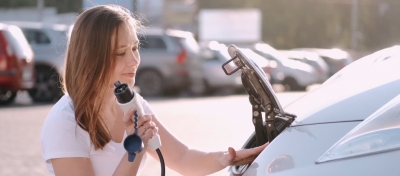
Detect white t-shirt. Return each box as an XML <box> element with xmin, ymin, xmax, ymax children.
<box><xmin>41</xmin><ymin>94</ymin><xmax>154</xmax><ymax>176</ymax></box>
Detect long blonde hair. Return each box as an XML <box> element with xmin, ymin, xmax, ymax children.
<box><xmin>63</xmin><ymin>5</ymin><xmax>141</xmax><ymax>150</ymax></box>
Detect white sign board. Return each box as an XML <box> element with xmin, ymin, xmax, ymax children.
<box><xmin>199</xmin><ymin>9</ymin><xmax>262</xmax><ymax>43</ymax></box>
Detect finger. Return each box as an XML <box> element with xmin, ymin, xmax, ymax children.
<box><xmin>230</xmin><ymin>143</ymin><xmax>269</xmax><ymax>166</ymax></box>
<box><xmin>125</xmin><ymin>125</ymin><xmax>135</xmax><ymax>135</ymax></box>
<box><xmin>137</xmin><ymin>122</ymin><xmax>149</xmax><ymax>135</ymax></box>
<box><xmin>250</xmin><ymin>142</ymin><xmax>269</xmax><ymax>154</ymax></box>
<box><xmin>137</xmin><ymin>115</ymin><xmax>151</xmax><ymax>127</ymax></box>
<box><xmin>140</xmin><ymin>128</ymin><xmax>158</xmax><ymax>143</ymax></box>
<box><xmin>228</xmin><ymin>147</ymin><xmax>236</xmax><ymax>159</ymax></box>
<box><xmin>123</xmin><ymin>108</ymin><xmax>136</xmax><ymax>127</ymax></box>
<box><xmin>220</xmin><ymin>147</ymin><xmax>236</xmax><ymax>167</ymax></box>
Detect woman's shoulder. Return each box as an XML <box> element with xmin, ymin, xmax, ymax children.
<box><xmin>41</xmin><ymin>94</ymin><xmax>89</xmax><ymax>142</ymax></box>
<box><xmin>41</xmin><ymin>94</ymin><xmax>79</xmax><ymax>134</ymax></box>
<box><xmin>46</xmin><ymin>94</ymin><xmax>76</xmax><ymax>122</ymax></box>
<box><xmin>137</xmin><ymin>93</ymin><xmax>155</xmax><ymax>115</ymax></box>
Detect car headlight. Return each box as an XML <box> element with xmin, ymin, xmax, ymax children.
<box><xmin>316</xmin><ymin>94</ymin><xmax>400</xmax><ymax>164</ymax></box>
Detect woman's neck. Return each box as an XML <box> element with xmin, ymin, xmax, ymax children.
<box><xmin>100</xmin><ymin>89</ymin><xmax>119</xmax><ymax>115</ymax></box>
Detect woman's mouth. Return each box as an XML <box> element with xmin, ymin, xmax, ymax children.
<box><xmin>122</xmin><ymin>73</ymin><xmax>135</xmax><ymax>78</ymax></box>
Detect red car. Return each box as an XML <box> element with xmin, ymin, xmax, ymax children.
<box><xmin>0</xmin><ymin>23</ymin><xmax>35</xmax><ymax>105</ymax></box>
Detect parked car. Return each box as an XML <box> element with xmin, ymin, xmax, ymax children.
<box><xmin>199</xmin><ymin>42</ymin><xmax>243</xmax><ymax>94</ymax></box>
<box><xmin>0</xmin><ymin>23</ymin><xmax>35</xmax><ymax>105</ymax></box>
<box><xmin>279</xmin><ymin>50</ymin><xmax>329</xmax><ymax>83</ymax></box>
<box><xmin>252</xmin><ymin>43</ymin><xmax>319</xmax><ymax>91</ymax></box>
<box><xmin>292</xmin><ymin>48</ymin><xmax>353</xmax><ymax>77</ymax></box>
<box><xmin>223</xmin><ymin>45</ymin><xmax>400</xmax><ymax>175</ymax></box>
<box><xmin>2</xmin><ymin>21</ymin><xmax>70</xmax><ymax>102</ymax></box>
<box><xmin>137</xmin><ymin>28</ymin><xmax>205</xmax><ymax>96</ymax></box>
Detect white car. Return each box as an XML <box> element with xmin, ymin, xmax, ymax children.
<box><xmin>223</xmin><ymin>45</ymin><xmax>400</xmax><ymax>176</ymax></box>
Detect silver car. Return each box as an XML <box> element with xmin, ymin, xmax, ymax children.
<box><xmin>252</xmin><ymin>43</ymin><xmax>319</xmax><ymax>91</ymax></box>
<box><xmin>199</xmin><ymin>43</ymin><xmax>243</xmax><ymax>94</ymax></box>
<box><xmin>280</xmin><ymin>50</ymin><xmax>329</xmax><ymax>83</ymax></box>
<box><xmin>137</xmin><ymin>28</ymin><xmax>205</xmax><ymax>96</ymax></box>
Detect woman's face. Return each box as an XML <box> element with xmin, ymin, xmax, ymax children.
<box><xmin>111</xmin><ymin>22</ymin><xmax>140</xmax><ymax>88</ymax></box>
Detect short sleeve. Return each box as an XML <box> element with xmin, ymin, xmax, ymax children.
<box><xmin>139</xmin><ymin>95</ymin><xmax>155</xmax><ymax>115</ymax></box>
<box><xmin>41</xmin><ymin>110</ymin><xmax>90</xmax><ymax>164</ymax></box>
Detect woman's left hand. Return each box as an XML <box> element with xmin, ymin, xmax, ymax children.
<box><xmin>219</xmin><ymin>142</ymin><xmax>269</xmax><ymax>167</ymax></box>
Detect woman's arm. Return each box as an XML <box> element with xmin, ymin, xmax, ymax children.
<box><xmin>51</xmin><ymin>150</ymin><xmax>146</xmax><ymax>176</ymax></box>
<box><xmin>147</xmin><ymin>115</ymin><xmax>268</xmax><ymax>176</ymax></box>
<box><xmin>146</xmin><ymin>115</ymin><xmax>226</xmax><ymax>176</ymax></box>
<box><xmin>51</xmin><ymin>158</ymin><xmax>95</xmax><ymax>176</ymax></box>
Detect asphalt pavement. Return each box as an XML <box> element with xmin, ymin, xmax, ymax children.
<box><xmin>0</xmin><ymin>90</ymin><xmax>306</xmax><ymax>176</ymax></box>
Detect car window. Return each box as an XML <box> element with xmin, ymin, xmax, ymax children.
<box><xmin>22</xmin><ymin>29</ymin><xmax>51</xmax><ymax>45</ymax></box>
<box><xmin>139</xmin><ymin>36</ymin><xmax>167</xmax><ymax>50</ymax></box>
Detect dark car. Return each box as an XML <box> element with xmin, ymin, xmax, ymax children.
<box><xmin>0</xmin><ymin>23</ymin><xmax>35</xmax><ymax>105</ymax></box>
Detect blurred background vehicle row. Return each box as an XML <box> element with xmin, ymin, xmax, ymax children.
<box><xmin>0</xmin><ymin>20</ymin><xmax>357</xmax><ymax>105</ymax></box>
<box><xmin>2</xmin><ymin>0</ymin><xmax>400</xmax><ymax>106</ymax></box>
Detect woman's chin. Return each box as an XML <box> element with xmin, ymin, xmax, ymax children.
<box><xmin>125</xmin><ymin>79</ymin><xmax>135</xmax><ymax>88</ymax></box>
<box><xmin>113</xmin><ymin>78</ymin><xmax>135</xmax><ymax>88</ymax></box>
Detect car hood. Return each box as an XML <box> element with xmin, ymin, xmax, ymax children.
<box><xmin>285</xmin><ymin>47</ymin><xmax>400</xmax><ymax>126</ymax></box>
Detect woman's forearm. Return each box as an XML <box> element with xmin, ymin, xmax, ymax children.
<box><xmin>176</xmin><ymin>149</ymin><xmax>226</xmax><ymax>176</ymax></box>
<box><xmin>113</xmin><ymin>150</ymin><xmax>146</xmax><ymax>176</ymax></box>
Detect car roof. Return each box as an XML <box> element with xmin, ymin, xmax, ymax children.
<box><xmin>142</xmin><ymin>28</ymin><xmax>194</xmax><ymax>38</ymax></box>
<box><xmin>279</xmin><ymin>50</ymin><xmax>307</xmax><ymax>59</ymax></box>
<box><xmin>0</xmin><ymin>21</ymin><xmax>70</xmax><ymax>31</ymax></box>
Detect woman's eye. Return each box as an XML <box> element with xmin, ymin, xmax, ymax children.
<box><xmin>117</xmin><ymin>52</ymin><xmax>125</xmax><ymax>56</ymax></box>
<box><xmin>132</xmin><ymin>47</ymin><xmax>138</xmax><ymax>51</ymax></box>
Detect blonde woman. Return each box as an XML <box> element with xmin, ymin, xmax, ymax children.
<box><xmin>40</xmin><ymin>5</ymin><xmax>268</xmax><ymax>176</ymax></box>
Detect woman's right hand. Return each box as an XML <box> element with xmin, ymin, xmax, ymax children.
<box><xmin>122</xmin><ymin>108</ymin><xmax>158</xmax><ymax>145</ymax></box>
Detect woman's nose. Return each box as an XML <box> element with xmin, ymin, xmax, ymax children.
<box><xmin>126</xmin><ymin>51</ymin><xmax>139</xmax><ymax>66</ymax></box>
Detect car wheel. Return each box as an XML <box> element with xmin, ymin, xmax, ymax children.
<box><xmin>189</xmin><ymin>79</ymin><xmax>209</xmax><ymax>96</ymax></box>
<box><xmin>28</xmin><ymin>66</ymin><xmax>63</xmax><ymax>102</ymax></box>
<box><xmin>282</xmin><ymin>77</ymin><xmax>305</xmax><ymax>91</ymax></box>
<box><xmin>0</xmin><ymin>90</ymin><xmax>17</xmax><ymax>105</ymax></box>
<box><xmin>136</xmin><ymin>69</ymin><xmax>164</xmax><ymax>97</ymax></box>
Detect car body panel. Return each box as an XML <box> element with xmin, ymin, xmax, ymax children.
<box><xmin>241</xmin><ymin>122</ymin><xmax>360</xmax><ymax>176</ymax></box>
<box><xmin>243</xmin><ymin>96</ymin><xmax>400</xmax><ymax>176</ymax></box>
<box><xmin>285</xmin><ymin>49</ymin><xmax>400</xmax><ymax>125</ymax></box>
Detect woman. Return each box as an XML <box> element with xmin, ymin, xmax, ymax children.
<box><xmin>40</xmin><ymin>4</ymin><xmax>268</xmax><ymax>176</ymax></box>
